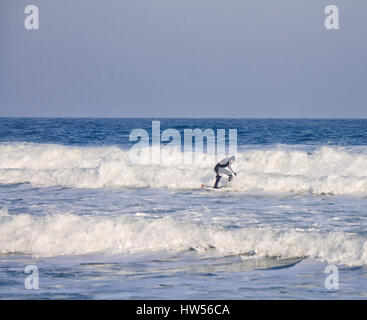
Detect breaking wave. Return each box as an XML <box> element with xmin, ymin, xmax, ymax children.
<box><xmin>0</xmin><ymin>209</ymin><xmax>366</xmax><ymax>266</ymax></box>
<box><xmin>1</xmin><ymin>143</ymin><xmax>367</xmax><ymax>194</ymax></box>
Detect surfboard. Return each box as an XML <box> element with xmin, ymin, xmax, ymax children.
<box><xmin>200</xmin><ymin>184</ymin><xmax>224</xmax><ymax>191</ymax></box>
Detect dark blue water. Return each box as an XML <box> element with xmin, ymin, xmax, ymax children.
<box><xmin>1</xmin><ymin>118</ymin><xmax>366</xmax><ymax>147</ymax></box>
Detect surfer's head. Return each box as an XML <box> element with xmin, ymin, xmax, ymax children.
<box><xmin>229</xmin><ymin>155</ymin><xmax>236</xmax><ymax>163</ymax></box>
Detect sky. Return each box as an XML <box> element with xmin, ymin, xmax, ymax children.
<box><xmin>0</xmin><ymin>0</ymin><xmax>366</xmax><ymax>118</ymax></box>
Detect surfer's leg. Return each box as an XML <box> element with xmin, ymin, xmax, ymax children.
<box><xmin>214</xmin><ymin>175</ymin><xmax>221</xmax><ymax>188</ymax></box>
<box><xmin>214</xmin><ymin>167</ymin><xmax>222</xmax><ymax>188</ymax></box>
<box><xmin>218</xmin><ymin>168</ymin><xmax>233</xmax><ymax>183</ymax></box>
<box><xmin>219</xmin><ymin>168</ymin><xmax>232</xmax><ymax>176</ymax></box>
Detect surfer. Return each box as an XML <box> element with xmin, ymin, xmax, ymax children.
<box><xmin>213</xmin><ymin>156</ymin><xmax>237</xmax><ymax>189</ymax></box>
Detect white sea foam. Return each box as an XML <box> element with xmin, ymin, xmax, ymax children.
<box><xmin>0</xmin><ymin>212</ymin><xmax>366</xmax><ymax>266</ymax></box>
<box><xmin>1</xmin><ymin>143</ymin><xmax>367</xmax><ymax>194</ymax></box>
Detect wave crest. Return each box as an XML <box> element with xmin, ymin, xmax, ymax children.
<box><xmin>1</xmin><ymin>143</ymin><xmax>367</xmax><ymax>194</ymax></box>
<box><xmin>0</xmin><ymin>211</ymin><xmax>366</xmax><ymax>266</ymax></box>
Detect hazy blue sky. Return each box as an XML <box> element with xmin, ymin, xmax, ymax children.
<box><xmin>1</xmin><ymin>0</ymin><xmax>366</xmax><ymax>117</ymax></box>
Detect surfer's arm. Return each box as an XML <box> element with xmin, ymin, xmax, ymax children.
<box><xmin>228</xmin><ymin>164</ymin><xmax>236</xmax><ymax>176</ymax></box>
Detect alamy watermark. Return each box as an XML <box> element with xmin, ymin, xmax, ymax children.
<box><xmin>129</xmin><ymin>121</ymin><xmax>237</xmax><ymax>165</ymax></box>
<box><xmin>324</xmin><ymin>265</ymin><xmax>339</xmax><ymax>290</ymax></box>
<box><xmin>24</xmin><ymin>4</ymin><xmax>340</xmax><ymax>31</ymax></box>
<box><xmin>24</xmin><ymin>265</ymin><xmax>39</xmax><ymax>290</ymax></box>
<box><xmin>324</xmin><ymin>5</ymin><xmax>339</xmax><ymax>30</ymax></box>
<box><xmin>24</xmin><ymin>5</ymin><xmax>39</xmax><ymax>30</ymax></box>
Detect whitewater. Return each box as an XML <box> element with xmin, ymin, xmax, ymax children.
<box><xmin>0</xmin><ymin>118</ymin><xmax>366</xmax><ymax>299</ymax></box>
<box><xmin>1</xmin><ymin>143</ymin><xmax>367</xmax><ymax>194</ymax></box>
<box><xmin>1</xmin><ymin>208</ymin><xmax>367</xmax><ymax>267</ymax></box>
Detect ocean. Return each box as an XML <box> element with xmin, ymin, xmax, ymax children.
<box><xmin>0</xmin><ymin>118</ymin><xmax>366</xmax><ymax>299</ymax></box>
